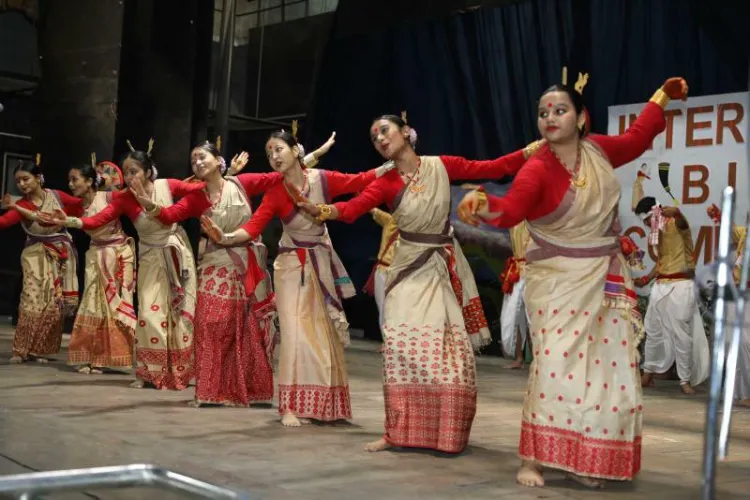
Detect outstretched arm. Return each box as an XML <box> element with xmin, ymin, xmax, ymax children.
<box><xmin>54</xmin><ymin>190</ymin><xmax>84</xmax><ymax>217</ymax></box>
<box><xmin>324</xmin><ymin>170</ymin><xmax>377</xmax><ymax>199</ymax></box>
<box><xmin>235</xmin><ymin>172</ymin><xmax>284</xmax><ymax>197</ymax></box>
<box><xmin>206</xmin><ymin>193</ymin><xmax>278</xmax><ymax>245</ymax></box>
<box><xmin>301</xmin><ymin>132</ymin><xmax>337</xmax><ymax>168</ymax></box>
<box><xmin>294</xmin><ymin>176</ymin><xmax>392</xmax><ymax>224</ymax></box>
<box><xmin>79</xmin><ymin>202</ymin><xmax>123</xmax><ymax>230</ymax></box>
<box><xmin>440</xmin><ymin>140</ymin><xmax>543</xmax><ymax>181</ymax></box>
<box><xmin>457</xmin><ymin>161</ymin><xmax>543</xmax><ymax>229</ymax></box>
<box><xmin>0</xmin><ymin>207</ymin><xmax>24</xmax><ymax>230</ymax></box>
<box><xmin>591</xmin><ymin>77</ymin><xmax>688</xmax><ymax>168</ymax></box>
<box><xmin>167</xmin><ymin>178</ymin><xmax>206</xmax><ymax>198</ymax></box>
<box><xmin>155</xmin><ymin>189</ymin><xmax>212</xmax><ymax>225</ymax></box>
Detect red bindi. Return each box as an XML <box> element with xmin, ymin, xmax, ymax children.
<box><xmin>547</xmin><ymin>102</ymin><xmax>553</xmax><ymax>108</ymax></box>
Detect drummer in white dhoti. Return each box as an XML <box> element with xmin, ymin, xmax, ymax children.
<box><xmin>632</xmin><ymin>170</ymin><xmax>709</xmax><ymax>395</ymax></box>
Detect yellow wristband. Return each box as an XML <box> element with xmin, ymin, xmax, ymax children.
<box><xmin>315</xmin><ymin>204</ymin><xmax>332</xmax><ymax>223</ymax></box>
<box><xmin>649</xmin><ymin>88</ymin><xmax>670</xmax><ymax>109</ymax></box>
<box><xmin>475</xmin><ymin>189</ymin><xmax>488</xmax><ymax>210</ymax></box>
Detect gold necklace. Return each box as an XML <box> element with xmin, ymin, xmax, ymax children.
<box><xmin>401</xmin><ymin>158</ymin><xmax>425</xmax><ymax>193</ymax></box>
<box><xmin>551</xmin><ymin>146</ymin><xmax>586</xmax><ymax>188</ymax></box>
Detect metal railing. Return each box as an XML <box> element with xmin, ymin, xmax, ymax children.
<box><xmin>0</xmin><ymin>464</ymin><xmax>250</xmax><ymax>499</ymax></box>
<box><xmin>702</xmin><ymin>186</ymin><xmax>750</xmax><ymax>500</ymax></box>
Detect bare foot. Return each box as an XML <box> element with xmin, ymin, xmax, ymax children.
<box><xmin>737</xmin><ymin>399</ymin><xmax>750</xmax><ymax>408</ymax></box>
<box><xmin>10</xmin><ymin>355</ymin><xmax>25</xmax><ymax>364</ymax></box>
<box><xmin>34</xmin><ymin>357</ymin><xmax>48</xmax><ymax>364</ymax></box>
<box><xmin>516</xmin><ymin>462</ymin><xmax>544</xmax><ymax>487</ymax></box>
<box><xmin>281</xmin><ymin>412</ymin><xmax>302</xmax><ymax>427</ymax></box>
<box><xmin>506</xmin><ymin>359</ymin><xmax>524</xmax><ymax>370</ymax></box>
<box><xmin>129</xmin><ymin>380</ymin><xmax>145</xmax><ymax>389</ymax></box>
<box><xmin>298</xmin><ymin>418</ymin><xmax>311</xmax><ymax>425</ymax></box>
<box><xmin>641</xmin><ymin>373</ymin><xmax>655</xmax><ymax>387</ymax></box>
<box><xmin>680</xmin><ymin>383</ymin><xmax>696</xmax><ymax>395</ymax></box>
<box><xmin>364</xmin><ymin>438</ymin><xmax>392</xmax><ymax>452</ymax></box>
<box><xmin>565</xmin><ymin>473</ymin><xmax>605</xmax><ymax>489</ymax></box>
<box><xmin>90</xmin><ymin>367</ymin><xmax>103</xmax><ymax>374</ymax></box>
<box><xmin>77</xmin><ymin>366</ymin><xmax>92</xmax><ymax>374</ymax></box>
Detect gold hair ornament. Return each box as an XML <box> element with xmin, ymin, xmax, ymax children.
<box><xmin>561</xmin><ymin>66</ymin><xmax>589</xmax><ymax>95</ymax></box>
<box><xmin>216</xmin><ymin>135</ymin><xmax>222</xmax><ymax>152</ymax></box>
<box><xmin>146</xmin><ymin>138</ymin><xmax>155</xmax><ymax>157</ymax></box>
<box><xmin>90</xmin><ymin>152</ymin><xmax>97</xmax><ymax>170</ymax></box>
<box><xmin>291</xmin><ymin>120</ymin><xmax>299</xmax><ymax>139</ymax></box>
<box><xmin>126</xmin><ymin>140</ymin><xmax>136</xmax><ymax>152</ymax></box>
<box><xmin>35</xmin><ymin>153</ymin><xmax>41</xmax><ymax>166</ymax></box>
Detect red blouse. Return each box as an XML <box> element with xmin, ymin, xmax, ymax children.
<box><xmin>485</xmin><ymin>101</ymin><xmax>666</xmax><ymax>228</ymax></box>
<box><xmin>333</xmin><ymin>150</ymin><xmax>527</xmax><ymax>223</ymax></box>
<box><xmin>0</xmin><ymin>190</ymin><xmax>83</xmax><ymax>230</ymax></box>
<box><xmin>79</xmin><ymin>179</ymin><xmax>204</xmax><ymax>230</ymax></box>
<box><xmin>155</xmin><ymin>172</ymin><xmax>283</xmax><ymax>225</ymax></box>
<box><xmin>240</xmin><ymin>168</ymin><xmax>380</xmax><ymax>239</ymax></box>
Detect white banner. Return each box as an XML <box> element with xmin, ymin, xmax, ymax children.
<box><xmin>608</xmin><ymin>92</ymin><xmax>749</xmax><ymax>286</ymax></box>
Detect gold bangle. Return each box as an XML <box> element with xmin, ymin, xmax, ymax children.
<box><xmin>475</xmin><ymin>188</ymin><xmax>488</xmax><ymax>210</ymax></box>
<box><xmin>303</xmin><ymin>153</ymin><xmax>319</xmax><ymax>168</ymax></box>
<box><xmin>146</xmin><ymin>204</ymin><xmax>161</xmax><ymax>217</ymax></box>
<box><xmin>315</xmin><ymin>204</ymin><xmax>332</xmax><ymax>223</ymax></box>
<box><xmin>523</xmin><ymin>140</ymin><xmax>542</xmax><ymax>159</ymax></box>
<box><xmin>649</xmin><ymin>88</ymin><xmax>670</xmax><ymax>109</ymax></box>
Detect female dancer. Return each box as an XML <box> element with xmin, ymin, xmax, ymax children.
<box><xmin>0</xmin><ymin>160</ymin><xmax>80</xmax><ymax>363</ymax></box>
<box><xmin>457</xmin><ymin>76</ymin><xmax>688</xmax><ymax>487</ymax></box>
<box><xmin>201</xmin><ymin>129</ymin><xmax>392</xmax><ymax>426</ymax></box>
<box><xmin>130</xmin><ymin>136</ymin><xmax>334</xmax><ymax>407</ymax></box>
<box><xmin>293</xmin><ymin>115</ymin><xmax>542</xmax><ymax>453</ymax></box>
<box><xmin>64</xmin><ymin>162</ymin><xmax>136</xmax><ymax>373</ymax></box>
<box><xmin>42</xmin><ymin>145</ymin><xmax>205</xmax><ymax>390</ymax></box>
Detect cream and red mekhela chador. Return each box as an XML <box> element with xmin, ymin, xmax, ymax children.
<box><xmin>0</xmin><ymin>190</ymin><xmax>81</xmax><ymax>359</ymax></box>
<box><xmin>500</xmin><ymin>222</ymin><xmax>531</xmax><ymax>358</ymax></box>
<box><xmin>332</xmin><ymin>150</ymin><xmax>533</xmax><ymax>453</ymax></box>
<box><xmin>76</xmin><ymin>179</ymin><xmax>203</xmax><ymax>389</ymax></box>
<box><xmin>157</xmin><ymin>173</ymin><xmax>282</xmax><ymax>406</ymax></box>
<box><xmin>481</xmin><ymin>99</ymin><xmax>670</xmax><ymax>479</ymax></box>
<box><xmin>239</xmin><ymin>166</ymin><xmax>385</xmax><ymax>421</ymax></box>
<box><xmin>68</xmin><ymin>191</ymin><xmax>136</xmax><ymax>369</ymax></box>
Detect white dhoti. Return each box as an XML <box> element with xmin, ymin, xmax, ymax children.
<box><xmin>643</xmin><ymin>279</ymin><xmax>710</xmax><ymax>386</ymax></box>
<box><xmin>500</xmin><ymin>278</ymin><xmax>527</xmax><ymax>358</ymax></box>
<box><xmin>725</xmin><ymin>302</ymin><xmax>750</xmax><ymax>401</ymax></box>
<box><xmin>374</xmin><ymin>267</ymin><xmax>387</xmax><ymax>331</ymax></box>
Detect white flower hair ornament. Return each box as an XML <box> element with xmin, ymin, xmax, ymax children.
<box><xmin>407</xmin><ymin>127</ymin><xmax>418</xmax><ymax>147</ymax></box>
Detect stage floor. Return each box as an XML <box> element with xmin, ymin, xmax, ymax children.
<box><xmin>1</xmin><ymin>324</ymin><xmax>749</xmax><ymax>500</ymax></box>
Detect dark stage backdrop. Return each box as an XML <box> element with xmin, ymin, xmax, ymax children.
<box><xmin>305</xmin><ymin>0</ymin><xmax>748</xmax><ymax>277</ymax></box>
<box><xmin>302</xmin><ymin>0</ymin><xmax>748</xmax><ymax>338</ymax></box>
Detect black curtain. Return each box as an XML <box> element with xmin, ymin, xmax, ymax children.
<box><xmin>306</xmin><ymin>0</ymin><xmax>576</xmax><ymax>296</ymax></box>
<box><xmin>585</xmin><ymin>0</ymin><xmax>747</xmax><ymax>136</ymax></box>
<box><xmin>307</xmin><ymin>0</ymin><xmax>748</xmax><ymax>292</ymax></box>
